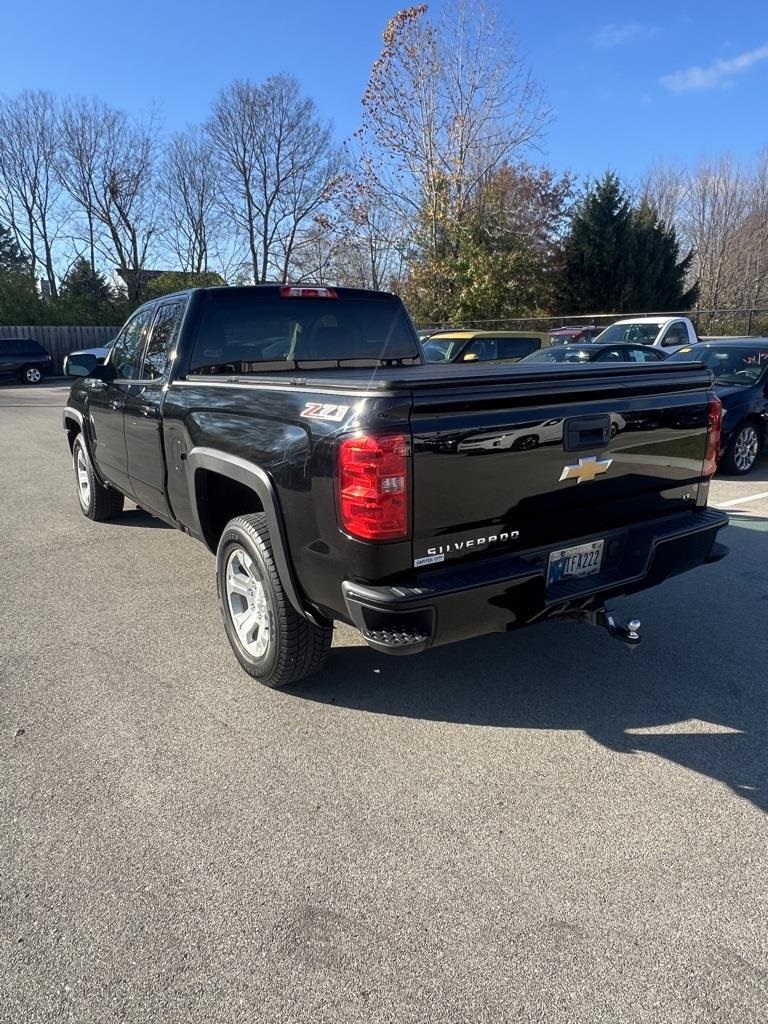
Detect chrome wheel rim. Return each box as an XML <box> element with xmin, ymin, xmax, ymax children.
<box><xmin>734</xmin><ymin>426</ymin><xmax>759</xmax><ymax>472</ymax></box>
<box><xmin>225</xmin><ymin>547</ymin><xmax>271</xmax><ymax>658</ymax></box>
<box><xmin>26</xmin><ymin>368</ymin><xmax>42</xmax><ymax>383</ymax></box>
<box><xmin>75</xmin><ymin>447</ymin><xmax>90</xmax><ymax>508</ymax></box>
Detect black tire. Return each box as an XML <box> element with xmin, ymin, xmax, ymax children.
<box><xmin>721</xmin><ymin>421</ymin><xmax>763</xmax><ymax>476</ymax></box>
<box><xmin>20</xmin><ymin>364</ymin><xmax>43</xmax><ymax>385</ymax></box>
<box><xmin>216</xmin><ymin>513</ymin><xmax>332</xmax><ymax>687</ymax></box>
<box><xmin>72</xmin><ymin>434</ymin><xmax>125</xmax><ymax>521</ymax></box>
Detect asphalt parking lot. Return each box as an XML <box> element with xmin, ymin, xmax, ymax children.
<box><xmin>1</xmin><ymin>381</ymin><xmax>767</xmax><ymax>1024</ymax></box>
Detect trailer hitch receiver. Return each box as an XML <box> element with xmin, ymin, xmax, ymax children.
<box><xmin>550</xmin><ymin>606</ymin><xmax>642</xmax><ymax>649</ymax></box>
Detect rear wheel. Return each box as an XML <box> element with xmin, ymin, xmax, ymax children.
<box><xmin>217</xmin><ymin>513</ymin><xmax>332</xmax><ymax>687</ymax></box>
<box><xmin>721</xmin><ymin>421</ymin><xmax>762</xmax><ymax>475</ymax></box>
<box><xmin>72</xmin><ymin>434</ymin><xmax>124</xmax><ymax>520</ymax></box>
<box><xmin>20</xmin><ymin>365</ymin><xmax>43</xmax><ymax>385</ymax></box>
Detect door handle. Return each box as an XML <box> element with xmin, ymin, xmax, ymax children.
<box><xmin>109</xmin><ymin>399</ymin><xmax>124</xmax><ymax>411</ymax></box>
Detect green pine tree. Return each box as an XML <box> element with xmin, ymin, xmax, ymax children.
<box><xmin>0</xmin><ymin>222</ymin><xmax>41</xmax><ymax>324</ymax></box>
<box><xmin>0</xmin><ymin>223</ymin><xmax>30</xmax><ymax>275</ymax></box>
<box><xmin>52</xmin><ymin>257</ymin><xmax>119</xmax><ymax>325</ymax></box>
<box><xmin>555</xmin><ymin>172</ymin><xmax>698</xmax><ymax>314</ymax></box>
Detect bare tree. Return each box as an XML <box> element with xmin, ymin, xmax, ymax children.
<box><xmin>358</xmin><ymin>1</ymin><xmax>550</xmax><ymax>258</ymax></box>
<box><xmin>58</xmin><ymin>98</ymin><xmax>159</xmax><ymax>300</ymax></box>
<box><xmin>206</xmin><ymin>75</ymin><xmax>341</xmax><ymax>283</ymax></box>
<box><xmin>682</xmin><ymin>158</ymin><xmax>750</xmax><ymax>321</ymax></box>
<box><xmin>158</xmin><ymin>128</ymin><xmax>221</xmax><ymax>274</ymax></box>
<box><xmin>0</xmin><ymin>90</ymin><xmax>63</xmax><ymax>296</ymax></box>
<box><xmin>640</xmin><ymin>162</ymin><xmax>688</xmax><ymax>232</ymax></box>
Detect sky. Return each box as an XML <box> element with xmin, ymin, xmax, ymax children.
<box><xmin>1</xmin><ymin>0</ymin><xmax>767</xmax><ymax>186</ymax></box>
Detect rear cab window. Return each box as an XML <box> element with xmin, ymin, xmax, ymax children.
<box><xmin>188</xmin><ymin>289</ymin><xmax>421</xmax><ymax>374</ymax></box>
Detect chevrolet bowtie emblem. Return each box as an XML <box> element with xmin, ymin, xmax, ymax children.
<box><xmin>559</xmin><ymin>456</ymin><xmax>613</xmax><ymax>484</ymax></box>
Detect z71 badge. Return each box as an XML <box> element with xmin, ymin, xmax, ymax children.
<box><xmin>300</xmin><ymin>402</ymin><xmax>350</xmax><ymax>422</ymax></box>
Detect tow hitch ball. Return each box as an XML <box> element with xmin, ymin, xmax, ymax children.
<box><xmin>553</xmin><ymin>607</ymin><xmax>642</xmax><ymax>649</ymax></box>
<box><xmin>596</xmin><ymin>609</ymin><xmax>642</xmax><ymax>649</ymax></box>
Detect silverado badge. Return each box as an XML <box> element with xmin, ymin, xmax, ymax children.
<box><xmin>559</xmin><ymin>456</ymin><xmax>613</xmax><ymax>484</ymax></box>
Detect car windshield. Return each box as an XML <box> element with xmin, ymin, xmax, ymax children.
<box><xmin>189</xmin><ymin>293</ymin><xmax>421</xmax><ymax>374</ymax></box>
<box><xmin>668</xmin><ymin>345</ymin><xmax>768</xmax><ymax>385</ymax></box>
<box><xmin>519</xmin><ymin>347</ymin><xmax>592</xmax><ymax>364</ymax></box>
<box><xmin>598</xmin><ymin>322</ymin><xmax>662</xmax><ymax>344</ymax></box>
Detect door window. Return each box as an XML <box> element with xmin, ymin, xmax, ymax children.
<box><xmin>141</xmin><ymin>302</ymin><xmax>186</xmax><ymax>380</ymax></box>
<box><xmin>110</xmin><ymin>307</ymin><xmax>155</xmax><ymax>379</ymax></box>
<box><xmin>461</xmin><ymin>339</ymin><xmax>497</xmax><ymax>361</ymax></box>
<box><xmin>628</xmin><ymin>347</ymin><xmax>664</xmax><ymax>362</ymax></box>
<box><xmin>662</xmin><ymin>322</ymin><xmax>688</xmax><ymax>347</ymax></box>
<box><xmin>595</xmin><ymin>348</ymin><xmax>625</xmax><ymax>362</ymax></box>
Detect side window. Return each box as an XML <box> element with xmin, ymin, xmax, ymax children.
<box><xmin>496</xmin><ymin>338</ymin><xmax>540</xmax><ymax>360</ymax></box>
<box><xmin>596</xmin><ymin>348</ymin><xmax>625</xmax><ymax>362</ymax></box>
<box><xmin>111</xmin><ymin>308</ymin><xmax>155</xmax><ymax>379</ymax></box>
<box><xmin>141</xmin><ymin>302</ymin><xmax>186</xmax><ymax>380</ymax></box>
<box><xmin>662</xmin><ymin>322</ymin><xmax>688</xmax><ymax>347</ymax></box>
<box><xmin>461</xmin><ymin>339</ymin><xmax>498</xmax><ymax>361</ymax></box>
<box><xmin>626</xmin><ymin>347</ymin><xmax>646</xmax><ymax>362</ymax></box>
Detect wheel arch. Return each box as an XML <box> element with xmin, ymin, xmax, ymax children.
<box><xmin>186</xmin><ymin>447</ymin><xmax>323</xmax><ymax>625</ymax></box>
<box><xmin>63</xmin><ymin>406</ymin><xmax>84</xmax><ymax>453</ymax></box>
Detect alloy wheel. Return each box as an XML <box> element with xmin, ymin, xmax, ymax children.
<box><xmin>225</xmin><ymin>547</ymin><xmax>271</xmax><ymax>658</ymax></box>
<box><xmin>734</xmin><ymin>425</ymin><xmax>759</xmax><ymax>473</ymax></box>
<box><xmin>75</xmin><ymin>446</ymin><xmax>91</xmax><ymax>508</ymax></box>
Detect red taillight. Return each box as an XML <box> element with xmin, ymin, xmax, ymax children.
<box><xmin>703</xmin><ymin>395</ymin><xmax>722</xmax><ymax>477</ymax></box>
<box><xmin>339</xmin><ymin>434</ymin><xmax>409</xmax><ymax>540</ymax></box>
<box><xmin>280</xmin><ymin>286</ymin><xmax>337</xmax><ymax>299</ymax></box>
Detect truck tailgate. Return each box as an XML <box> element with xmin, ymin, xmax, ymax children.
<box><xmin>409</xmin><ymin>363</ymin><xmax>714</xmax><ymax>566</ymax></box>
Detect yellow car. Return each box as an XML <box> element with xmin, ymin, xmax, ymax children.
<box><xmin>420</xmin><ymin>330</ymin><xmax>551</xmax><ymax>364</ymax></box>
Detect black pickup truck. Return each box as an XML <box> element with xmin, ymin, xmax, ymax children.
<box><xmin>63</xmin><ymin>285</ymin><xmax>728</xmax><ymax>687</ymax></box>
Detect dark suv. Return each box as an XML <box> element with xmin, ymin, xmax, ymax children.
<box><xmin>0</xmin><ymin>338</ymin><xmax>55</xmax><ymax>384</ymax></box>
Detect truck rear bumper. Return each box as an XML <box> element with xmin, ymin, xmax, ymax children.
<box><xmin>342</xmin><ymin>508</ymin><xmax>728</xmax><ymax>655</ymax></box>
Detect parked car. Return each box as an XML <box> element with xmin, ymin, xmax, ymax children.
<box><xmin>518</xmin><ymin>343</ymin><xmax>669</xmax><ymax>365</ymax></box>
<box><xmin>421</xmin><ymin>330</ymin><xmax>551</xmax><ymax>364</ymax></box>
<box><xmin>64</xmin><ymin>338</ymin><xmax>116</xmax><ymax>372</ymax></box>
<box><xmin>548</xmin><ymin>326</ymin><xmax>603</xmax><ymax>345</ymax></box>
<box><xmin>0</xmin><ymin>337</ymin><xmax>55</xmax><ymax>385</ymax></box>
<box><xmin>593</xmin><ymin>316</ymin><xmax>698</xmax><ymax>351</ymax></box>
<box><xmin>63</xmin><ymin>285</ymin><xmax>727</xmax><ymax>687</ymax></box>
<box><xmin>667</xmin><ymin>340</ymin><xmax>768</xmax><ymax>474</ymax></box>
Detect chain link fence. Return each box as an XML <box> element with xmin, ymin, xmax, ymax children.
<box><xmin>415</xmin><ymin>308</ymin><xmax>768</xmax><ymax>338</ymax></box>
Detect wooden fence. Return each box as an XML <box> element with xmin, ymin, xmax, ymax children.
<box><xmin>0</xmin><ymin>325</ymin><xmax>121</xmax><ymax>373</ymax></box>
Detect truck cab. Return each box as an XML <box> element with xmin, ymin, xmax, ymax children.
<box><xmin>594</xmin><ymin>316</ymin><xmax>698</xmax><ymax>353</ymax></box>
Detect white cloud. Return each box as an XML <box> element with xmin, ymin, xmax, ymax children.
<box><xmin>593</xmin><ymin>22</ymin><xmax>647</xmax><ymax>48</ymax></box>
<box><xmin>661</xmin><ymin>44</ymin><xmax>768</xmax><ymax>91</ymax></box>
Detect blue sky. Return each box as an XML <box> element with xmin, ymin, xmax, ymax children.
<box><xmin>1</xmin><ymin>0</ymin><xmax>767</xmax><ymax>185</ymax></box>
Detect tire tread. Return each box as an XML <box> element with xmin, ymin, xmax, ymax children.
<box><xmin>219</xmin><ymin>513</ymin><xmax>332</xmax><ymax>687</ymax></box>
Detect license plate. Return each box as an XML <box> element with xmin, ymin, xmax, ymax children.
<box><xmin>547</xmin><ymin>540</ymin><xmax>604</xmax><ymax>586</ymax></box>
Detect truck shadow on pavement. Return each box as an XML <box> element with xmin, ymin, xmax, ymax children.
<box><xmin>112</xmin><ymin>507</ymin><xmax>172</xmax><ymax>529</ymax></box>
<box><xmin>295</xmin><ymin>513</ymin><xmax>768</xmax><ymax>815</ymax></box>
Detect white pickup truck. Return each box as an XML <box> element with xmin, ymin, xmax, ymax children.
<box><xmin>594</xmin><ymin>316</ymin><xmax>698</xmax><ymax>352</ymax></box>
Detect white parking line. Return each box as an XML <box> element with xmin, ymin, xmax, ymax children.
<box><xmin>714</xmin><ymin>491</ymin><xmax>768</xmax><ymax>509</ymax></box>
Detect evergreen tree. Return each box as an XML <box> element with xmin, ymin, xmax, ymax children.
<box><xmin>0</xmin><ymin>222</ymin><xmax>41</xmax><ymax>324</ymax></box>
<box><xmin>555</xmin><ymin>172</ymin><xmax>698</xmax><ymax>314</ymax></box>
<box><xmin>53</xmin><ymin>257</ymin><xmax>119</xmax><ymax>325</ymax></box>
<box><xmin>59</xmin><ymin>257</ymin><xmax>114</xmax><ymax>304</ymax></box>
<box><xmin>0</xmin><ymin>223</ymin><xmax>30</xmax><ymax>275</ymax></box>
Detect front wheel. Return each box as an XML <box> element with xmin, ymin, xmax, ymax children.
<box><xmin>217</xmin><ymin>513</ymin><xmax>332</xmax><ymax>687</ymax></box>
<box><xmin>72</xmin><ymin>434</ymin><xmax>124</xmax><ymax>520</ymax></box>
<box><xmin>721</xmin><ymin>422</ymin><xmax>762</xmax><ymax>475</ymax></box>
<box><xmin>21</xmin><ymin>365</ymin><xmax>43</xmax><ymax>385</ymax></box>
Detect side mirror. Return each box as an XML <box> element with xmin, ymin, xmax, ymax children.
<box><xmin>64</xmin><ymin>352</ymin><xmax>98</xmax><ymax>377</ymax></box>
